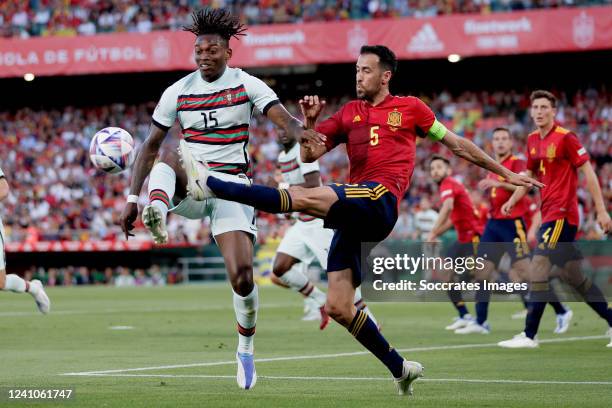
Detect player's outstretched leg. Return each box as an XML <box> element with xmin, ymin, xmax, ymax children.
<box><xmin>179</xmin><ymin>140</ymin><xmax>337</xmax><ymax>218</ymax></box>
<box><xmin>143</xmin><ymin>161</ymin><xmax>176</xmax><ymax>244</ymax></box>
<box><xmin>1</xmin><ymin>272</ymin><xmax>50</xmax><ymax>314</ymax></box>
<box><xmin>327</xmin><ymin>269</ymin><xmax>423</xmax><ymax>396</ymax></box>
<box><xmin>273</xmin><ymin>254</ymin><xmax>329</xmax><ymax>329</ymax></box>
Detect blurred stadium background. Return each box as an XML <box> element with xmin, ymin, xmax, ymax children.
<box><xmin>0</xmin><ymin>0</ymin><xmax>610</xmax><ymax>287</ymax></box>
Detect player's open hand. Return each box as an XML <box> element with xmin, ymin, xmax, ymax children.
<box><xmin>299</xmin><ymin>95</ymin><xmax>326</xmax><ymax>122</ymax></box>
<box><xmin>302</xmin><ymin>129</ymin><xmax>327</xmax><ymax>146</ymax></box>
<box><xmin>119</xmin><ymin>202</ymin><xmax>138</xmax><ymax>240</ymax></box>
<box><xmin>505</xmin><ymin>172</ymin><xmax>544</xmax><ymax>189</ymax></box>
<box><xmin>596</xmin><ymin>210</ymin><xmax>612</xmax><ymax>234</ymax></box>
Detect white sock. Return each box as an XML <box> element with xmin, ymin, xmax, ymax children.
<box><xmin>148</xmin><ymin>162</ymin><xmax>176</xmax><ymax>215</ymax></box>
<box><xmin>233</xmin><ymin>285</ymin><xmax>258</xmax><ymax>354</ymax></box>
<box><xmin>279</xmin><ymin>264</ymin><xmax>327</xmax><ymax>306</ymax></box>
<box><xmin>3</xmin><ymin>274</ymin><xmax>27</xmax><ymax>293</ymax></box>
<box><xmin>354</xmin><ymin>286</ymin><xmax>378</xmax><ymax>327</ymax></box>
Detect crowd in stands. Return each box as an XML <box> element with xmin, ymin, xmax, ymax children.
<box><xmin>1</xmin><ymin>0</ymin><xmax>610</xmax><ymax>38</ymax></box>
<box><xmin>21</xmin><ymin>263</ymin><xmax>181</xmax><ymax>286</ymax></box>
<box><xmin>0</xmin><ymin>86</ymin><xmax>610</xmax><ymax>245</ymax></box>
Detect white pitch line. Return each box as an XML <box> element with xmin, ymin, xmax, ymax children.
<box><xmin>61</xmin><ymin>335</ymin><xmax>607</xmax><ymax>376</ymax></box>
<box><xmin>0</xmin><ymin>302</ymin><xmax>294</xmax><ymax>318</ymax></box>
<box><xmin>59</xmin><ymin>373</ymin><xmax>612</xmax><ymax>386</ymax></box>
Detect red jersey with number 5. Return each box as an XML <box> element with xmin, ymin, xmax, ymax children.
<box><xmin>526</xmin><ymin>125</ymin><xmax>589</xmax><ymax>226</ymax></box>
<box><xmin>487</xmin><ymin>155</ymin><xmax>529</xmax><ymax>219</ymax></box>
<box><xmin>316</xmin><ymin>94</ymin><xmax>435</xmax><ymax>203</ymax></box>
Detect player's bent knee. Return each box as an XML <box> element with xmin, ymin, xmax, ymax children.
<box><xmin>324</xmin><ymin>300</ymin><xmax>353</xmax><ymax>326</ymax></box>
<box><xmin>230</xmin><ymin>265</ymin><xmax>254</xmax><ymax>295</ymax></box>
<box><xmin>0</xmin><ymin>270</ymin><xmax>5</xmax><ymax>288</ymax></box>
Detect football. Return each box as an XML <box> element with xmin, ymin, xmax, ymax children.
<box><xmin>89</xmin><ymin>127</ymin><xmax>135</xmax><ymax>174</ymax></box>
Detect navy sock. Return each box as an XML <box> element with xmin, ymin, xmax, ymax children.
<box><xmin>519</xmin><ymin>291</ymin><xmax>528</xmax><ymax>309</ymax></box>
<box><xmin>448</xmin><ymin>290</ymin><xmax>469</xmax><ymax>318</ymax></box>
<box><xmin>576</xmin><ymin>278</ymin><xmax>612</xmax><ymax>326</ymax></box>
<box><xmin>524</xmin><ymin>281</ymin><xmax>549</xmax><ymax>339</ymax></box>
<box><xmin>547</xmin><ymin>287</ymin><xmax>566</xmax><ymax>315</ymax></box>
<box><xmin>348</xmin><ymin>310</ymin><xmax>404</xmax><ymax>378</ymax></box>
<box><xmin>475</xmin><ymin>283</ymin><xmax>490</xmax><ymax>325</ymax></box>
<box><xmin>207</xmin><ymin>176</ymin><xmax>292</xmax><ymax>213</ymax></box>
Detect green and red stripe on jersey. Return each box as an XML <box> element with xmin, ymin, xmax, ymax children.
<box><xmin>298</xmin><ymin>212</ymin><xmax>316</xmax><ymax>222</ymax></box>
<box><xmin>149</xmin><ymin>189</ymin><xmax>170</xmax><ymax>207</ymax></box>
<box><xmin>182</xmin><ymin>124</ymin><xmax>249</xmax><ymax>145</ymax></box>
<box><xmin>177</xmin><ymin>85</ymin><xmax>249</xmax><ymax>111</ymax></box>
<box><xmin>279</xmin><ymin>158</ymin><xmax>299</xmax><ymax>173</ymax></box>
<box><xmin>208</xmin><ymin>161</ymin><xmax>253</xmax><ymax>178</ymax></box>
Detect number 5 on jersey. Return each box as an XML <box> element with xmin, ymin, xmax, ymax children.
<box><xmin>202</xmin><ymin>111</ymin><xmax>218</xmax><ymax>128</ymax></box>
<box><xmin>370</xmin><ymin>126</ymin><xmax>380</xmax><ymax>146</ymax></box>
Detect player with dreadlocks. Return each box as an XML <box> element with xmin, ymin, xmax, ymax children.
<box><xmin>120</xmin><ymin>8</ymin><xmax>324</xmax><ymax>390</ymax></box>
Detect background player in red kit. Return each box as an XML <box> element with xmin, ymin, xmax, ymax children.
<box><xmin>467</xmin><ymin>128</ymin><xmax>570</xmax><ymax>335</ymax></box>
<box><xmin>427</xmin><ymin>155</ymin><xmax>482</xmax><ymax>332</ymax></box>
<box><xmin>180</xmin><ymin>45</ymin><xmax>541</xmax><ymax>395</ymax></box>
<box><xmin>498</xmin><ymin>90</ymin><xmax>612</xmax><ymax>348</ymax></box>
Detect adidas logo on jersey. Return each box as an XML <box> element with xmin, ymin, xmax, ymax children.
<box><xmin>407</xmin><ymin>24</ymin><xmax>444</xmax><ymax>53</ymax></box>
<box><xmin>353</xmin><ymin>115</ymin><xmax>362</xmax><ymax>123</ymax></box>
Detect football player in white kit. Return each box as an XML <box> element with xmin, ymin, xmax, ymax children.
<box><xmin>0</xmin><ymin>167</ymin><xmax>50</xmax><ymax>313</ymax></box>
<box><xmin>119</xmin><ymin>9</ymin><xmax>317</xmax><ymax>390</ymax></box>
<box><xmin>271</xmin><ymin>131</ymin><xmax>378</xmax><ymax>330</ymax></box>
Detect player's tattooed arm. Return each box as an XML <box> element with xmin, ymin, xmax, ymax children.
<box><xmin>119</xmin><ymin>123</ymin><xmax>167</xmax><ymax>239</ymax></box>
<box><xmin>439</xmin><ymin>130</ymin><xmax>543</xmax><ymax>189</ymax></box>
<box><xmin>579</xmin><ymin>161</ymin><xmax>612</xmax><ymax>232</ymax></box>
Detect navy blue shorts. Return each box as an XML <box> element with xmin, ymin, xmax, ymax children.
<box><xmin>324</xmin><ymin>182</ymin><xmax>398</xmax><ymax>286</ymax></box>
<box><xmin>477</xmin><ymin>218</ymin><xmax>530</xmax><ymax>265</ymax></box>
<box><xmin>534</xmin><ymin>219</ymin><xmax>582</xmax><ymax>267</ymax></box>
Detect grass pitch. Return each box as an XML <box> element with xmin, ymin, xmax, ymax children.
<box><xmin>1</xmin><ymin>284</ymin><xmax>610</xmax><ymax>407</ymax></box>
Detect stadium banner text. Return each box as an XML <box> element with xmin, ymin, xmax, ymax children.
<box><xmin>0</xmin><ymin>6</ymin><xmax>611</xmax><ymax>77</ymax></box>
<box><xmin>360</xmin><ymin>241</ymin><xmax>612</xmax><ymax>302</ymax></box>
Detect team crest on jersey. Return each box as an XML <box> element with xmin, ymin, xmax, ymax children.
<box><xmin>225</xmin><ymin>92</ymin><xmax>232</xmax><ymax>103</ymax></box>
<box><xmin>530</xmin><ymin>147</ymin><xmax>536</xmax><ymax>156</ymax></box>
<box><xmin>546</xmin><ymin>144</ymin><xmax>556</xmax><ymax>162</ymax></box>
<box><xmin>387</xmin><ymin>110</ymin><xmax>402</xmax><ymax>127</ymax></box>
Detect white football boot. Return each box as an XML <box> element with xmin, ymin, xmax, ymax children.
<box><xmin>28</xmin><ymin>280</ymin><xmax>50</xmax><ymax>314</ymax></box>
<box><xmin>455</xmin><ymin>320</ymin><xmax>490</xmax><ymax>334</ymax></box>
<box><xmin>553</xmin><ymin>309</ymin><xmax>573</xmax><ymax>334</ymax></box>
<box><xmin>394</xmin><ymin>360</ymin><xmax>424</xmax><ymax>396</ymax></box>
<box><xmin>498</xmin><ymin>332</ymin><xmax>539</xmax><ymax>348</ymax></box>
<box><xmin>236</xmin><ymin>352</ymin><xmax>257</xmax><ymax>390</ymax></box>
<box><xmin>141</xmin><ymin>204</ymin><xmax>168</xmax><ymax>244</ymax></box>
<box><xmin>606</xmin><ymin>327</ymin><xmax>612</xmax><ymax>348</ymax></box>
<box><xmin>445</xmin><ymin>314</ymin><xmax>473</xmax><ymax>331</ymax></box>
<box><xmin>178</xmin><ymin>139</ymin><xmax>214</xmax><ymax>201</ymax></box>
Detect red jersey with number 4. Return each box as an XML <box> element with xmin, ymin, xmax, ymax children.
<box><xmin>316</xmin><ymin>94</ymin><xmax>435</xmax><ymax>203</ymax></box>
<box><xmin>526</xmin><ymin>125</ymin><xmax>589</xmax><ymax>226</ymax></box>
<box><xmin>487</xmin><ymin>155</ymin><xmax>529</xmax><ymax>219</ymax></box>
<box><xmin>439</xmin><ymin>176</ymin><xmax>481</xmax><ymax>243</ymax></box>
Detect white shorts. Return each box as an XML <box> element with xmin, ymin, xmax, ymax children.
<box><xmin>277</xmin><ymin>218</ymin><xmax>333</xmax><ymax>268</ymax></box>
<box><xmin>0</xmin><ymin>222</ymin><xmax>5</xmax><ymax>270</ymax></box>
<box><xmin>169</xmin><ymin>172</ymin><xmax>257</xmax><ymax>240</ymax></box>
